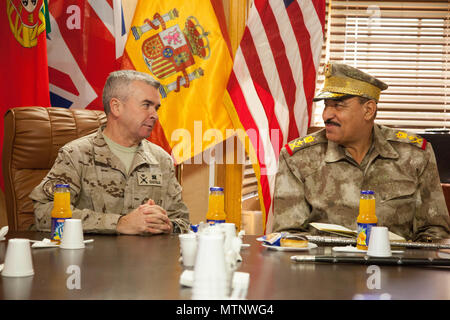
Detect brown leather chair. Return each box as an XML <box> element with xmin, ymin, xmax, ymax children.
<box><xmin>2</xmin><ymin>107</ymin><xmax>107</xmax><ymax>231</ymax></box>
<box><xmin>442</xmin><ymin>183</ymin><xmax>450</xmax><ymax>215</ymax></box>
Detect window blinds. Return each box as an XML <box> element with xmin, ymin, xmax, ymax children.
<box><xmin>312</xmin><ymin>0</ymin><xmax>450</xmax><ymax>131</ymax></box>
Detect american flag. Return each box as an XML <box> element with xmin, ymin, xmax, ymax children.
<box><xmin>226</xmin><ymin>0</ymin><xmax>326</xmax><ymax>233</ymax></box>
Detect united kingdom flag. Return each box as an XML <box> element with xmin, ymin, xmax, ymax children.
<box><xmin>47</xmin><ymin>0</ymin><xmax>129</xmax><ymax>110</ymax></box>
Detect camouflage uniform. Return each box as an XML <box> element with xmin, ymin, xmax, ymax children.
<box><xmin>29</xmin><ymin>127</ymin><xmax>190</xmax><ymax>234</ymax></box>
<box><xmin>272</xmin><ymin>124</ymin><xmax>450</xmax><ymax>241</ymax></box>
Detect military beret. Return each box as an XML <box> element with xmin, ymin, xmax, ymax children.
<box><xmin>313</xmin><ymin>62</ymin><xmax>388</xmax><ymax>102</ymax></box>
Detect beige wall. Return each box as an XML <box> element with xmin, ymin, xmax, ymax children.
<box><xmin>181</xmin><ymin>163</ymin><xmax>210</xmax><ymax>225</ymax></box>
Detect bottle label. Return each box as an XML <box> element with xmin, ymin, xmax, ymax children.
<box><xmin>206</xmin><ymin>219</ymin><xmax>226</xmax><ymax>225</ymax></box>
<box><xmin>356</xmin><ymin>223</ymin><xmax>377</xmax><ymax>249</ymax></box>
<box><xmin>51</xmin><ymin>218</ymin><xmax>70</xmax><ymax>241</ymax></box>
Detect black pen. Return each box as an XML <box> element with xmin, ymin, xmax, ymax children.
<box><xmin>290</xmin><ymin>255</ymin><xmax>450</xmax><ymax>266</ymax></box>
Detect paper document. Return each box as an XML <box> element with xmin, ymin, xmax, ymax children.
<box><xmin>309</xmin><ymin>222</ymin><xmax>405</xmax><ymax>241</ymax></box>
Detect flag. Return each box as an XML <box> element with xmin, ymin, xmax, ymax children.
<box><xmin>47</xmin><ymin>0</ymin><xmax>128</xmax><ymax>110</ymax></box>
<box><xmin>121</xmin><ymin>0</ymin><xmax>235</xmax><ymax>160</ymax></box>
<box><xmin>0</xmin><ymin>0</ymin><xmax>51</xmax><ymax>189</ymax></box>
<box><xmin>224</xmin><ymin>0</ymin><xmax>326</xmax><ymax>233</ymax></box>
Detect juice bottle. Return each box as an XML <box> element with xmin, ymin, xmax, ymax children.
<box><xmin>206</xmin><ymin>187</ymin><xmax>226</xmax><ymax>225</ymax></box>
<box><xmin>51</xmin><ymin>184</ymin><xmax>72</xmax><ymax>243</ymax></box>
<box><xmin>356</xmin><ymin>190</ymin><xmax>377</xmax><ymax>250</ymax></box>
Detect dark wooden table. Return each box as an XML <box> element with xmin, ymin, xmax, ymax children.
<box><xmin>0</xmin><ymin>231</ymin><xmax>449</xmax><ymax>300</ymax></box>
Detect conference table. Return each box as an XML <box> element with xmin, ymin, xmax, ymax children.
<box><xmin>0</xmin><ymin>231</ymin><xmax>449</xmax><ymax>300</ymax></box>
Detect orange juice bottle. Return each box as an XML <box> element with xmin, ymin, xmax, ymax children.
<box><xmin>51</xmin><ymin>184</ymin><xmax>72</xmax><ymax>243</ymax></box>
<box><xmin>356</xmin><ymin>190</ymin><xmax>377</xmax><ymax>250</ymax></box>
<box><xmin>206</xmin><ymin>187</ymin><xmax>226</xmax><ymax>225</ymax></box>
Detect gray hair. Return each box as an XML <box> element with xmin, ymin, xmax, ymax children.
<box><xmin>102</xmin><ymin>70</ymin><xmax>160</xmax><ymax>115</ymax></box>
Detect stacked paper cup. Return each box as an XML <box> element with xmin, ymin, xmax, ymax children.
<box><xmin>221</xmin><ymin>223</ymin><xmax>237</xmax><ymax>255</ymax></box>
<box><xmin>192</xmin><ymin>233</ymin><xmax>228</xmax><ymax>300</ymax></box>
<box><xmin>219</xmin><ymin>223</ymin><xmax>238</xmax><ymax>296</ymax></box>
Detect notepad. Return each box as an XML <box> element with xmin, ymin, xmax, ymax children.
<box><xmin>309</xmin><ymin>222</ymin><xmax>405</xmax><ymax>241</ymax></box>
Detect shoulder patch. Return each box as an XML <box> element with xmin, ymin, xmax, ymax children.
<box><xmin>391</xmin><ymin>130</ymin><xmax>427</xmax><ymax>150</ymax></box>
<box><xmin>285</xmin><ymin>131</ymin><xmax>326</xmax><ymax>156</ymax></box>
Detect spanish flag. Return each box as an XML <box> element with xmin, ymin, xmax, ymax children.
<box><xmin>122</xmin><ymin>0</ymin><xmax>235</xmax><ymax>162</ymax></box>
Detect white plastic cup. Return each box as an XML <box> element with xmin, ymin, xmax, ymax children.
<box><xmin>230</xmin><ymin>272</ymin><xmax>250</xmax><ymax>300</ymax></box>
<box><xmin>220</xmin><ymin>223</ymin><xmax>238</xmax><ymax>295</ymax></box>
<box><xmin>221</xmin><ymin>223</ymin><xmax>236</xmax><ymax>236</ymax></box>
<box><xmin>60</xmin><ymin>219</ymin><xmax>85</xmax><ymax>249</ymax></box>
<box><xmin>179</xmin><ymin>233</ymin><xmax>198</xmax><ymax>267</ymax></box>
<box><xmin>367</xmin><ymin>226</ymin><xmax>392</xmax><ymax>257</ymax></box>
<box><xmin>2</xmin><ymin>239</ymin><xmax>34</xmax><ymax>277</ymax></box>
<box><xmin>221</xmin><ymin>223</ymin><xmax>237</xmax><ymax>250</ymax></box>
<box><xmin>200</xmin><ymin>224</ymin><xmax>236</xmax><ymax>296</ymax></box>
<box><xmin>214</xmin><ymin>223</ymin><xmax>235</xmax><ymax>255</ymax></box>
<box><xmin>192</xmin><ymin>233</ymin><xmax>227</xmax><ymax>300</ymax></box>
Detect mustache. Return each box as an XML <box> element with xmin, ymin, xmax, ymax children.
<box><xmin>324</xmin><ymin>119</ymin><xmax>341</xmax><ymax>127</ymax></box>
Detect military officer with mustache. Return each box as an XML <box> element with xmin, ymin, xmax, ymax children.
<box><xmin>30</xmin><ymin>70</ymin><xmax>190</xmax><ymax>235</ymax></box>
<box><xmin>272</xmin><ymin>62</ymin><xmax>449</xmax><ymax>242</ymax></box>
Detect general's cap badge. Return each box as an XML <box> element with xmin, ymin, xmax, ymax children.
<box><xmin>324</xmin><ymin>62</ymin><xmax>332</xmax><ymax>77</ymax></box>
<box><xmin>131</xmin><ymin>9</ymin><xmax>210</xmax><ymax>99</ymax></box>
<box><xmin>7</xmin><ymin>0</ymin><xmax>46</xmax><ymax>48</ymax></box>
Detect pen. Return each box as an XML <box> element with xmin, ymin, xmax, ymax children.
<box><xmin>304</xmin><ymin>235</ymin><xmax>450</xmax><ymax>250</ymax></box>
<box><xmin>290</xmin><ymin>255</ymin><xmax>450</xmax><ymax>266</ymax></box>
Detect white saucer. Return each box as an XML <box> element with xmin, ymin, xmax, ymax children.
<box><xmin>262</xmin><ymin>243</ymin><xmax>318</xmax><ymax>252</ymax></box>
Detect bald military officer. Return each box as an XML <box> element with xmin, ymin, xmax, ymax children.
<box><xmin>272</xmin><ymin>62</ymin><xmax>450</xmax><ymax>242</ymax></box>
<box><xmin>30</xmin><ymin>70</ymin><xmax>190</xmax><ymax>235</ymax></box>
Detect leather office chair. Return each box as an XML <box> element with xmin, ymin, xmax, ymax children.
<box><xmin>417</xmin><ymin>131</ymin><xmax>450</xmax><ymax>215</ymax></box>
<box><xmin>2</xmin><ymin>107</ymin><xmax>107</xmax><ymax>231</ymax></box>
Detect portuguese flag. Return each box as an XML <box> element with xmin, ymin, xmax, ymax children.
<box><xmin>0</xmin><ymin>0</ymin><xmax>51</xmax><ymax>189</ymax></box>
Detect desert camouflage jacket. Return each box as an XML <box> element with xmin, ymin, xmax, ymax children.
<box><xmin>30</xmin><ymin>127</ymin><xmax>190</xmax><ymax>234</ymax></box>
<box><xmin>272</xmin><ymin>124</ymin><xmax>450</xmax><ymax>241</ymax></box>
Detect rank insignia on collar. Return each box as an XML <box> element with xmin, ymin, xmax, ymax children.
<box><xmin>395</xmin><ymin>131</ymin><xmax>427</xmax><ymax>150</ymax></box>
<box><xmin>285</xmin><ymin>135</ymin><xmax>317</xmax><ymax>156</ymax></box>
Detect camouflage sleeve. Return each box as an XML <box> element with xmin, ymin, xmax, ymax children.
<box><xmin>162</xmin><ymin>157</ymin><xmax>190</xmax><ymax>233</ymax></box>
<box><xmin>272</xmin><ymin>149</ymin><xmax>311</xmax><ymax>233</ymax></box>
<box><xmin>413</xmin><ymin>144</ymin><xmax>450</xmax><ymax>241</ymax></box>
<box><xmin>29</xmin><ymin>148</ymin><xmax>121</xmax><ymax>234</ymax></box>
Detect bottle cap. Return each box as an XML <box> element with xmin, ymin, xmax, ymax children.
<box><xmin>55</xmin><ymin>184</ymin><xmax>70</xmax><ymax>188</ymax></box>
<box><xmin>360</xmin><ymin>190</ymin><xmax>374</xmax><ymax>195</ymax></box>
<box><xmin>209</xmin><ymin>187</ymin><xmax>224</xmax><ymax>192</ymax></box>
